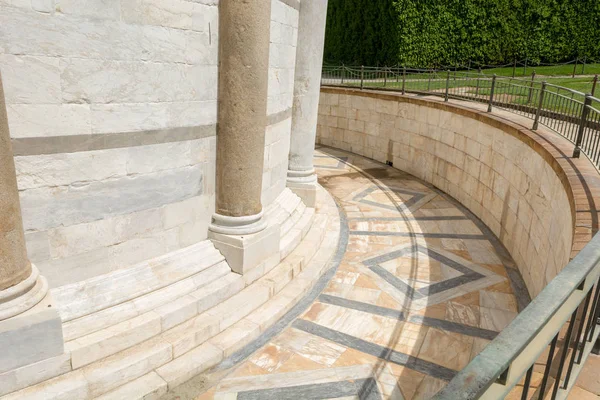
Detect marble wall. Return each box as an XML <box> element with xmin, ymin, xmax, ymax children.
<box><xmin>0</xmin><ymin>0</ymin><xmax>300</xmax><ymax>287</ymax></box>
<box><xmin>317</xmin><ymin>88</ymin><xmax>574</xmax><ymax>298</ymax></box>
<box><xmin>262</xmin><ymin>0</ymin><xmax>299</xmax><ymax>206</ymax></box>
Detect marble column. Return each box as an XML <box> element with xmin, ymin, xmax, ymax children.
<box><xmin>0</xmin><ymin>72</ymin><xmax>48</xmax><ymax>321</ymax></box>
<box><xmin>0</xmin><ymin>72</ymin><xmax>63</xmax><ymax>375</ymax></box>
<box><xmin>287</xmin><ymin>0</ymin><xmax>329</xmax><ymax>207</ymax></box>
<box><xmin>209</xmin><ymin>0</ymin><xmax>280</xmax><ymax>275</ymax></box>
<box><xmin>210</xmin><ymin>0</ymin><xmax>271</xmax><ymax>236</ymax></box>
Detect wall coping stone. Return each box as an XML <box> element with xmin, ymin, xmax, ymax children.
<box><xmin>321</xmin><ymin>86</ymin><xmax>600</xmax><ymax>260</ymax></box>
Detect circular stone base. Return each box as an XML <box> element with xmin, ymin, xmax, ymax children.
<box><xmin>209</xmin><ymin>211</ymin><xmax>267</xmax><ymax>235</ymax></box>
<box><xmin>0</xmin><ymin>264</ymin><xmax>49</xmax><ymax>321</ymax></box>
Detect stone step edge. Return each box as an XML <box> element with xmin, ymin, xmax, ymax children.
<box><xmin>0</xmin><ymin>188</ymin><xmax>336</xmax><ymax>400</ymax></box>
<box><xmin>64</xmin><ymin>266</ymin><xmax>240</xmax><ymax>370</ymax></box>
<box><xmin>53</xmin><ymin>240</ymin><xmax>224</xmax><ymax>323</ymax></box>
<box><xmin>63</xmin><ymin>260</ymin><xmax>232</xmax><ymax>342</ymax></box>
<box><xmin>155</xmin><ymin>208</ymin><xmax>340</xmax><ymax>392</ymax></box>
<box><xmin>58</xmin><ymin>197</ymin><xmax>317</xmax><ymax>372</ymax></box>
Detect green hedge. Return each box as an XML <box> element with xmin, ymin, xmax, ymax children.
<box><xmin>323</xmin><ymin>0</ymin><xmax>600</xmax><ymax>67</ymax></box>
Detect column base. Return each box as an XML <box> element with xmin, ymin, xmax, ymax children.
<box><xmin>209</xmin><ymin>223</ymin><xmax>280</xmax><ymax>275</ymax></box>
<box><xmin>0</xmin><ymin>264</ymin><xmax>49</xmax><ymax>321</ymax></box>
<box><xmin>287</xmin><ymin>169</ymin><xmax>318</xmax><ymax>207</ymax></box>
<box><xmin>209</xmin><ymin>211</ymin><xmax>267</xmax><ymax>235</ymax></box>
<box><xmin>0</xmin><ymin>291</ymin><xmax>64</xmax><ymax>374</ymax></box>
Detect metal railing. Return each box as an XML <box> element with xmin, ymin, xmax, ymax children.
<box><xmin>434</xmin><ymin>233</ymin><xmax>600</xmax><ymax>400</ymax></box>
<box><xmin>322</xmin><ymin>65</ymin><xmax>600</xmax><ymax>171</ymax></box>
<box><xmin>321</xmin><ymin>65</ymin><xmax>600</xmax><ymax>399</ymax></box>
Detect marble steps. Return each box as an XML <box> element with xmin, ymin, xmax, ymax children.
<box><xmin>150</xmin><ymin>189</ymin><xmax>340</xmax><ymax>393</ymax></box>
<box><xmin>52</xmin><ymin>240</ymin><xmax>225</xmax><ymax>323</ymax></box>
<box><xmin>0</xmin><ymin>189</ymin><xmax>337</xmax><ymax>400</ymax></box>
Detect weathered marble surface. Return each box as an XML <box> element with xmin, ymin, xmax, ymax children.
<box><xmin>317</xmin><ymin>89</ymin><xmax>573</xmax><ymax>298</ymax></box>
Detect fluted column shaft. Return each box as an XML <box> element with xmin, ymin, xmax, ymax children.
<box><xmin>288</xmin><ymin>0</ymin><xmax>329</xmax><ymax>185</ymax></box>
<box><xmin>210</xmin><ymin>0</ymin><xmax>272</xmax><ymax>235</ymax></box>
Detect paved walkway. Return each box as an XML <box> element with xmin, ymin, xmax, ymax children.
<box><xmin>168</xmin><ymin>147</ymin><xmax>530</xmax><ymax>399</ymax></box>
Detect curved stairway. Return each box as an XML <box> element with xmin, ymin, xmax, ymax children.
<box><xmin>0</xmin><ymin>187</ymin><xmax>341</xmax><ymax>400</ymax></box>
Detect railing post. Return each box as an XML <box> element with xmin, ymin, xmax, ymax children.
<box><xmin>383</xmin><ymin>66</ymin><xmax>387</xmax><ymax>87</ymax></box>
<box><xmin>396</xmin><ymin>66</ymin><xmax>399</xmax><ymax>83</ymax></box>
<box><xmin>527</xmin><ymin>71</ymin><xmax>536</xmax><ymax>104</ymax></box>
<box><xmin>512</xmin><ymin>57</ymin><xmax>516</xmax><ymax>78</ymax></box>
<box><xmin>573</xmin><ymin>94</ymin><xmax>593</xmax><ymax>158</ymax></box>
<box><xmin>427</xmin><ymin>69</ymin><xmax>432</xmax><ymax>92</ymax></box>
<box><xmin>592</xmin><ymin>75</ymin><xmax>598</xmax><ymax>97</ymax></box>
<box><xmin>475</xmin><ymin>76</ymin><xmax>480</xmax><ymax>97</ymax></box>
<box><xmin>340</xmin><ymin>64</ymin><xmax>345</xmax><ymax>85</ymax></box>
<box><xmin>488</xmin><ymin>74</ymin><xmax>497</xmax><ymax>113</ymax></box>
<box><xmin>523</xmin><ymin>57</ymin><xmax>527</xmax><ymax>75</ymax></box>
<box><xmin>401</xmin><ymin>66</ymin><xmax>406</xmax><ymax>95</ymax></box>
<box><xmin>532</xmin><ymin>81</ymin><xmax>546</xmax><ymax>130</ymax></box>
<box><xmin>445</xmin><ymin>70</ymin><xmax>450</xmax><ymax>102</ymax></box>
<box><xmin>360</xmin><ymin>65</ymin><xmax>364</xmax><ymax>90</ymax></box>
<box><xmin>573</xmin><ymin>58</ymin><xmax>578</xmax><ymax>78</ymax></box>
<box><xmin>582</xmin><ymin>56</ymin><xmax>587</xmax><ymax>75</ymax></box>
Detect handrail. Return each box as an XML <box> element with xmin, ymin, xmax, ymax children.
<box><xmin>434</xmin><ymin>231</ymin><xmax>600</xmax><ymax>399</ymax></box>
<box><xmin>321</xmin><ymin>65</ymin><xmax>600</xmax><ymax>172</ymax></box>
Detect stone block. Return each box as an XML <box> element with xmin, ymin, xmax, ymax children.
<box><xmin>20</xmin><ymin>165</ymin><xmax>204</xmax><ymax>231</ymax></box>
<box><xmin>209</xmin><ymin>318</ymin><xmax>261</xmax><ymax>357</ymax></box>
<box><xmin>209</xmin><ymin>224</ymin><xmax>280</xmax><ymax>275</ymax></box>
<box><xmin>155</xmin><ymin>342</ymin><xmax>222</xmax><ymax>389</ymax></box>
<box><xmin>0</xmin><ymin>54</ymin><xmax>60</xmax><ymax>104</ymax></box>
<box><xmin>67</xmin><ymin>312</ymin><xmax>162</xmax><ymax>369</ymax></box>
<box><xmin>0</xmin><ymin>352</ymin><xmax>71</xmax><ymax>397</ymax></box>
<box><xmin>0</xmin><ymin>307</ymin><xmax>64</xmax><ymax>374</ymax></box>
<box><xmin>7</xmin><ymin>104</ymin><xmax>90</xmax><ymax>138</ymax></box>
<box><xmin>81</xmin><ymin>337</ymin><xmax>172</xmax><ymax>398</ymax></box>
<box><xmin>95</xmin><ymin>372</ymin><xmax>167</xmax><ymax>400</ymax></box>
<box><xmin>0</xmin><ymin>370</ymin><xmax>89</xmax><ymax>400</ymax></box>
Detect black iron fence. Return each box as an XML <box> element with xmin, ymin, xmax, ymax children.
<box><xmin>321</xmin><ymin>65</ymin><xmax>600</xmax><ymax>171</ymax></box>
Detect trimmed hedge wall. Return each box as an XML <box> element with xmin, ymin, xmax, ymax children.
<box><xmin>324</xmin><ymin>0</ymin><xmax>600</xmax><ymax>67</ymax></box>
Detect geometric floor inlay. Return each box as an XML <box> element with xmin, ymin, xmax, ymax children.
<box><xmin>163</xmin><ymin>146</ymin><xmax>530</xmax><ymax>400</ymax></box>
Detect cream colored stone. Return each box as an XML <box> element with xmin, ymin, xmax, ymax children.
<box><xmin>95</xmin><ymin>372</ymin><xmax>167</xmax><ymax>400</ymax></box>
<box><xmin>81</xmin><ymin>337</ymin><xmax>172</xmax><ymax>398</ymax></box>
<box><xmin>67</xmin><ymin>312</ymin><xmax>162</xmax><ymax>369</ymax></box>
<box><xmin>155</xmin><ymin>342</ymin><xmax>222</xmax><ymax>389</ymax></box>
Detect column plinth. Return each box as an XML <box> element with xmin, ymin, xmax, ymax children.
<box><xmin>208</xmin><ymin>0</ymin><xmax>279</xmax><ymax>274</ymax></box>
<box><xmin>287</xmin><ymin>0</ymin><xmax>329</xmax><ymax>207</ymax></box>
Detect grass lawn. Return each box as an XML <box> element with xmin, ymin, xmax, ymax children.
<box><xmin>476</xmin><ymin>63</ymin><xmax>600</xmax><ymax>78</ymax></box>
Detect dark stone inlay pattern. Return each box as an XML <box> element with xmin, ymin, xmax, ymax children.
<box><xmin>349</xmin><ymin>216</ymin><xmax>469</xmax><ymax>222</ymax></box>
<box><xmin>313</xmin><ymin>156</ymin><xmax>349</xmax><ymax>170</ymax></box>
<box><xmin>352</xmin><ymin>185</ymin><xmax>426</xmax><ymax>212</ymax></box>
<box><xmin>363</xmin><ymin>244</ymin><xmax>484</xmax><ymax>300</ymax></box>
<box><xmin>237</xmin><ymin>378</ymin><xmax>382</xmax><ymax>400</ymax></box>
<box><xmin>12</xmin><ymin>124</ymin><xmax>216</xmax><ymax>156</ymax></box>
<box><xmin>14</xmin><ymin>108</ymin><xmax>292</xmax><ymax>157</ymax></box>
<box><xmin>293</xmin><ymin>319</ymin><xmax>457</xmax><ymax>381</ymax></box>
<box><xmin>369</xmin><ymin>264</ymin><xmax>425</xmax><ymax>300</ymax></box>
<box><xmin>409</xmin><ymin>315</ymin><xmax>499</xmax><ymax>341</ymax></box>
<box><xmin>350</xmin><ymin>231</ymin><xmax>488</xmax><ymax>240</ymax></box>
<box><xmin>211</xmin><ymin>198</ymin><xmax>350</xmax><ymax>371</ymax></box>
<box><xmin>267</xmin><ymin>107</ymin><xmax>293</xmax><ymax>126</ymax></box>
<box><xmin>318</xmin><ymin>294</ymin><xmax>406</xmax><ymax>320</ymax></box>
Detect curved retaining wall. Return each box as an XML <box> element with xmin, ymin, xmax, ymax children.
<box><xmin>316</xmin><ymin>87</ymin><xmax>577</xmax><ymax>298</ymax></box>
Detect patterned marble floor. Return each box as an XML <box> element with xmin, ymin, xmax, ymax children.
<box><xmin>171</xmin><ymin>147</ymin><xmax>531</xmax><ymax>400</ymax></box>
